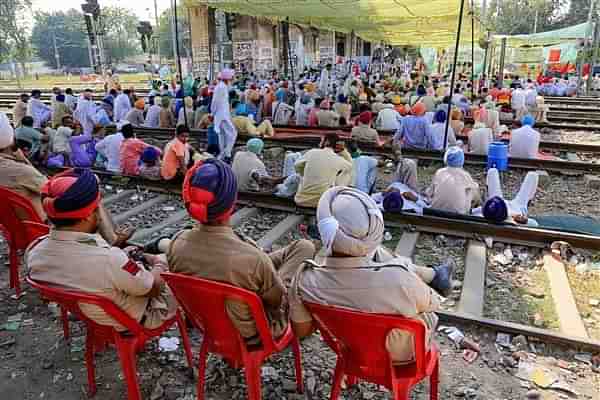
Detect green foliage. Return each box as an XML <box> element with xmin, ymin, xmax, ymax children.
<box><xmin>31</xmin><ymin>10</ymin><xmax>90</xmax><ymax>68</ymax></box>
<box><xmin>158</xmin><ymin>6</ymin><xmax>190</xmax><ymax>60</ymax></box>
<box><xmin>0</xmin><ymin>0</ymin><xmax>33</xmax><ymax>65</ymax></box>
<box><xmin>98</xmin><ymin>6</ymin><xmax>142</xmax><ymax>63</ymax></box>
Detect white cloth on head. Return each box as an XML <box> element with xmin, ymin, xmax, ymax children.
<box><xmin>73</xmin><ymin>96</ymin><xmax>98</xmax><ymax>135</ymax></box>
<box><xmin>0</xmin><ymin>112</ymin><xmax>14</xmax><ymax>149</ymax></box>
<box><xmin>114</xmin><ymin>93</ymin><xmax>132</xmax><ymax>122</ymax></box>
<box><xmin>317</xmin><ymin>186</ymin><xmax>384</xmax><ymax>257</ymax></box>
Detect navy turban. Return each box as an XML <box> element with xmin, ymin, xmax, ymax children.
<box><xmin>42</xmin><ymin>168</ymin><xmax>101</xmax><ymax>219</ymax></box>
<box><xmin>434</xmin><ymin>109</ymin><xmax>447</xmax><ymax>123</ymax></box>
<box><xmin>382</xmin><ymin>191</ymin><xmax>404</xmax><ymax>213</ymax></box>
<box><xmin>483</xmin><ymin>196</ymin><xmax>508</xmax><ymax>223</ymax></box>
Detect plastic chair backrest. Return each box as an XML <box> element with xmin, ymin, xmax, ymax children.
<box><xmin>161</xmin><ymin>272</ymin><xmax>276</xmax><ymax>359</ymax></box>
<box><xmin>22</xmin><ymin>221</ymin><xmax>50</xmax><ymax>244</ymax></box>
<box><xmin>26</xmin><ymin>276</ymin><xmax>145</xmax><ymax>335</ymax></box>
<box><xmin>0</xmin><ymin>186</ymin><xmax>44</xmax><ymax>249</ymax></box>
<box><xmin>303</xmin><ymin>302</ymin><xmax>428</xmax><ymax>380</ymax></box>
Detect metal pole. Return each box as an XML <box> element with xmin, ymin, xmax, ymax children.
<box><xmin>154</xmin><ymin>0</ymin><xmax>161</xmax><ymax>65</ymax></box>
<box><xmin>172</xmin><ymin>0</ymin><xmax>188</xmax><ymax>127</ymax></box>
<box><xmin>578</xmin><ymin>0</ymin><xmax>596</xmax><ymax>95</ymax></box>
<box><xmin>443</xmin><ymin>0</ymin><xmax>466</xmax><ymax>149</ymax></box>
<box><xmin>587</xmin><ymin>8</ymin><xmax>599</xmax><ymax>95</ymax></box>
<box><xmin>53</xmin><ymin>31</ymin><xmax>61</xmax><ymax>70</ymax></box>
<box><xmin>471</xmin><ymin>0</ymin><xmax>475</xmax><ymax>100</ymax></box>
<box><xmin>498</xmin><ymin>37</ymin><xmax>507</xmax><ymax>88</ymax></box>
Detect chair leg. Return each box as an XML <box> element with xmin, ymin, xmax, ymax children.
<box><xmin>9</xmin><ymin>245</ymin><xmax>20</xmax><ymax>295</ymax></box>
<box><xmin>196</xmin><ymin>338</ymin><xmax>209</xmax><ymax>400</ymax></box>
<box><xmin>430</xmin><ymin>358</ymin><xmax>439</xmax><ymax>400</ymax></box>
<box><xmin>176</xmin><ymin>311</ymin><xmax>193</xmax><ymax>369</ymax></box>
<box><xmin>329</xmin><ymin>358</ymin><xmax>345</xmax><ymax>400</ymax></box>
<box><xmin>115</xmin><ymin>335</ymin><xmax>142</xmax><ymax>400</ymax></box>
<box><xmin>346</xmin><ymin>376</ymin><xmax>358</xmax><ymax>387</ymax></box>
<box><xmin>61</xmin><ymin>307</ymin><xmax>70</xmax><ymax>340</ymax></box>
<box><xmin>243</xmin><ymin>355</ymin><xmax>262</xmax><ymax>400</ymax></box>
<box><xmin>291</xmin><ymin>337</ymin><xmax>304</xmax><ymax>393</ymax></box>
<box><xmin>392</xmin><ymin>379</ymin><xmax>410</xmax><ymax>400</ymax></box>
<box><xmin>85</xmin><ymin>328</ymin><xmax>97</xmax><ymax>397</ymax></box>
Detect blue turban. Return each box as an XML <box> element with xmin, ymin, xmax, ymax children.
<box><xmin>41</xmin><ymin>168</ymin><xmax>100</xmax><ymax>219</ymax></box>
<box><xmin>301</xmin><ymin>94</ymin><xmax>312</xmax><ymax>105</ymax></box>
<box><xmin>434</xmin><ymin>109</ymin><xmax>447</xmax><ymax>123</ymax></box>
<box><xmin>235</xmin><ymin>103</ymin><xmax>249</xmax><ymax>117</ymax></box>
<box><xmin>483</xmin><ymin>196</ymin><xmax>508</xmax><ymax>223</ymax></box>
<box><xmin>247</xmin><ymin>138</ymin><xmax>264</xmax><ymax>154</ymax></box>
<box><xmin>521</xmin><ymin>115</ymin><xmax>535</xmax><ymax>127</ymax></box>
<box><xmin>337</xmin><ymin>94</ymin><xmax>347</xmax><ymax>103</ymax></box>
<box><xmin>56</xmin><ymin>94</ymin><xmax>65</xmax><ymax>102</ymax></box>
<box><xmin>140</xmin><ymin>147</ymin><xmax>160</xmax><ymax>163</ymax></box>
<box><xmin>444</xmin><ymin>146</ymin><xmax>465</xmax><ymax>168</ymax></box>
<box><xmin>382</xmin><ymin>191</ymin><xmax>404</xmax><ymax>213</ymax></box>
<box><xmin>417</xmin><ymin>85</ymin><xmax>427</xmax><ymax>96</ymax></box>
<box><xmin>102</xmin><ymin>95</ymin><xmax>114</xmax><ymax>106</ymax></box>
<box><xmin>275</xmin><ymin>88</ymin><xmax>286</xmax><ymax>102</ymax></box>
<box><xmin>95</xmin><ymin>110</ymin><xmax>111</xmax><ymax>127</ymax></box>
<box><xmin>183</xmin><ymin>159</ymin><xmax>238</xmax><ymax>223</ymax></box>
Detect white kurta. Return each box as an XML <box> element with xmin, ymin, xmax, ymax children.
<box><xmin>27</xmin><ymin>98</ymin><xmax>52</xmax><ymax>128</ymax></box>
<box><xmin>509</xmin><ymin>125</ymin><xmax>540</xmax><ymax>159</ymax></box>
<box><xmin>114</xmin><ymin>93</ymin><xmax>132</xmax><ymax>122</ymax></box>
<box><xmin>319</xmin><ymin>69</ymin><xmax>331</xmax><ymax>95</ymax></box>
<box><xmin>144</xmin><ymin>105</ymin><xmax>161</xmax><ymax>128</ymax></box>
<box><xmin>211</xmin><ymin>81</ymin><xmax>237</xmax><ymax>159</ymax></box>
<box><xmin>73</xmin><ymin>97</ymin><xmax>98</xmax><ymax>135</ymax></box>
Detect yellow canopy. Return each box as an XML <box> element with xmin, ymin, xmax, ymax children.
<box><xmin>185</xmin><ymin>0</ymin><xmax>479</xmax><ymax>47</ymax></box>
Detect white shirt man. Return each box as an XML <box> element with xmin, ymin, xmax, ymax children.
<box><xmin>509</xmin><ymin>118</ymin><xmax>540</xmax><ymax>159</ymax></box>
<box><xmin>511</xmin><ymin>87</ymin><xmax>527</xmax><ymax>121</ymax></box>
<box><xmin>468</xmin><ymin>123</ymin><xmax>494</xmax><ymax>155</ymax></box>
<box><xmin>144</xmin><ymin>101</ymin><xmax>162</xmax><ymax>128</ymax></box>
<box><xmin>114</xmin><ymin>92</ymin><xmax>132</xmax><ymax>122</ymax></box>
<box><xmin>95</xmin><ymin>122</ymin><xmax>127</xmax><ymax>173</ymax></box>
<box><xmin>375</xmin><ymin>104</ymin><xmax>402</xmax><ymax>131</ymax></box>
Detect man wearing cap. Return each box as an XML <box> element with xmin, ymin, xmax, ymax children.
<box><xmin>468</xmin><ymin>122</ymin><xmax>494</xmax><ymax>155</ymax></box>
<box><xmin>26</xmin><ymin>168</ymin><xmax>177</xmax><ymax>331</ymax></box>
<box><xmin>316</xmin><ymin>100</ymin><xmax>340</xmax><ymax>128</ymax></box>
<box><xmin>394</xmin><ymin>102</ymin><xmax>434</xmax><ymax>150</ymax></box>
<box><xmin>375</xmin><ymin>101</ymin><xmax>402</xmax><ymax>132</ymax></box>
<box><xmin>426</xmin><ymin>146</ymin><xmax>480</xmax><ymax>214</ymax></box>
<box><xmin>167</xmin><ymin>159</ymin><xmax>315</xmax><ymax>344</ymax></box>
<box><xmin>232</xmin><ymin>138</ymin><xmax>284</xmax><ymax>192</ymax></box>
<box><xmin>26</xmin><ymin>90</ymin><xmax>52</xmax><ymax>128</ymax></box>
<box><xmin>211</xmin><ymin>69</ymin><xmax>238</xmax><ymax>161</ymax></box>
<box><xmin>294</xmin><ymin>133</ymin><xmax>353</xmax><ymax>207</ymax></box>
<box><xmin>120</xmin><ymin>123</ymin><xmax>161</xmax><ymax>176</ymax></box>
<box><xmin>95</xmin><ymin>121</ymin><xmax>128</xmax><ymax>173</ymax></box>
<box><xmin>509</xmin><ymin>115</ymin><xmax>540</xmax><ymax>159</ymax></box>
<box><xmin>288</xmin><ymin>187</ymin><xmax>454</xmax><ymax>361</ymax></box>
<box><xmin>139</xmin><ymin>147</ymin><xmax>162</xmax><ymax>181</ymax></box>
<box><xmin>161</xmin><ymin>125</ymin><xmax>190</xmax><ymax>181</ymax></box>
<box><xmin>351</xmin><ymin>111</ymin><xmax>382</xmax><ymax>145</ymax></box>
<box><xmin>473</xmin><ymin>168</ymin><xmax>539</xmax><ymax>226</ymax></box>
<box><xmin>114</xmin><ymin>89</ymin><xmax>132</xmax><ymax>122</ymax></box>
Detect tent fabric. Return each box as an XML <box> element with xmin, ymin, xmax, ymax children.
<box><xmin>188</xmin><ymin>0</ymin><xmax>479</xmax><ymax>47</ymax></box>
<box><xmin>493</xmin><ymin>22</ymin><xmax>591</xmax><ymax>47</ymax></box>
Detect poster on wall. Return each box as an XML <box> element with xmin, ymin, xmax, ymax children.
<box><xmin>319</xmin><ymin>46</ymin><xmax>334</xmax><ymax>64</ymax></box>
<box><xmin>234</xmin><ymin>41</ymin><xmax>254</xmax><ymax>71</ymax></box>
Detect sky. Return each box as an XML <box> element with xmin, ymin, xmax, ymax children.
<box><xmin>32</xmin><ymin>0</ymin><xmax>170</xmax><ymax>21</ymax></box>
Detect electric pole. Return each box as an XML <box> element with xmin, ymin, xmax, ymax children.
<box><xmin>154</xmin><ymin>0</ymin><xmax>161</xmax><ymax>64</ymax></box>
<box><xmin>53</xmin><ymin>31</ymin><xmax>61</xmax><ymax>70</ymax></box>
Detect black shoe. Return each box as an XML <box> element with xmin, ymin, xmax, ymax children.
<box><xmin>430</xmin><ymin>259</ymin><xmax>456</xmax><ymax>297</ymax></box>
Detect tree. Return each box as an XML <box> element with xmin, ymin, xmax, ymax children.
<box><xmin>562</xmin><ymin>0</ymin><xmax>595</xmax><ymax>27</ymax></box>
<box><xmin>158</xmin><ymin>6</ymin><xmax>190</xmax><ymax>61</ymax></box>
<box><xmin>31</xmin><ymin>10</ymin><xmax>90</xmax><ymax>68</ymax></box>
<box><xmin>0</xmin><ymin>0</ymin><xmax>33</xmax><ymax>74</ymax></box>
<box><xmin>98</xmin><ymin>6</ymin><xmax>142</xmax><ymax>64</ymax></box>
<box><xmin>487</xmin><ymin>0</ymin><xmax>566</xmax><ymax>35</ymax></box>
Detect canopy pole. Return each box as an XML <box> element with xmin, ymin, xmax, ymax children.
<box><xmin>587</xmin><ymin>17</ymin><xmax>599</xmax><ymax>95</ymax></box>
<box><xmin>172</xmin><ymin>0</ymin><xmax>188</xmax><ymax>128</ymax></box>
<box><xmin>443</xmin><ymin>0</ymin><xmax>467</xmax><ymax>150</ymax></box>
<box><xmin>497</xmin><ymin>37</ymin><xmax>507</xmax><ymax>88</ymax></box>
<box><xmin>471</xmin><ymin>0</ymin><xmax>475</xmax><ymax>100</ymax></box>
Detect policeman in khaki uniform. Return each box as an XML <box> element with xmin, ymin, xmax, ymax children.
<box><xmin>26</xmin><ymin>168</ymin><xmax>177</xmax><ymax>330</ymax></box>
<box><xmin>166</xmin><ymin>159</ymin><xmax>315</xmax><ymax>344</ymax></box>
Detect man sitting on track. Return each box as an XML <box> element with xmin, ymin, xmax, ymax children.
<box><xmin>294</xmin><ymin>133</ymin><xmax>353</xmax><ymax>208</ymax></box>
<box><xmin>167</xmin><ymin>159</ymin><xmax>315</xmax><ymax>344</ymax></box>
<box><xmin>509</xmin><ymin>115</ymin><xmax>540</xmax><ymax>159</ymax></box>
<box><xmin>288</xmin><ymin>186</ymin><xmax>454</xmax><ymax>362</ymax></box>
<box><xmin>351</xmin><ymin>111</ymin><xmax>383</xmax><ymax>146</ymax></box>
<box><xmin>231</xmin><ymin>101</ymin><xmax>275</xmax><ymax>138</ymax></box>
<box><xmin>120</xmin><ymin>122</ymin><xmax>162</xmax><ymax>176</ymax></box>
<box><xmin>426</xmin><ymin>146</ymin><xmax>480</xmax><ymax>214</ymax></box>
<box><xmin>394</xmin><ymin>103</ymin><xmax>434</xmax><ymax>150</ymax></box>
<box><xmin>468</xmin><ymin>122</ymin><xmax>494</xmax><ymax>155</ymax></box>
<box><xmin>160</xmin><ymin>125</ymin><xmax>191</xmax><ymax>181</ymax></box>
<box><xmin>26</xmin><ymin>168</ymin><xmax>177</xmax><ymax>330</ymax></box>
<box><xmin>232</xmin><ymin>138</ymin><xmax>284</xmax><ymax>192</ymax></box>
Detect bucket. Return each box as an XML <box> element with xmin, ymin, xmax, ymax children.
<box><xmin>487</xmin><ymin>141</ymin><xmax>509</xmax><ymax>171</ymax></box>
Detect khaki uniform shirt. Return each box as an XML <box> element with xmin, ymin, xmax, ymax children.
<box><xmin>13</xmin><ymin>100</ymin><xmax>27</xmax><ymax>128</ymax></box>
<box><xmin>26</xmin><ymin>230</ymin><xmax>166</xmax><ymax>331</ymax></box>
<box><xmin>168</xmin><ymin>225</ymin><xmax>287</xmax><ymax>341</ymax></box>
<box><xmin>351</xmin><ymin>124</ymin><xmax>380</xmax><ymax>144</ymax></box>
<box><xmin>426</xmin><ymin>167</ymin><xmax>480</xmax><ymax>214</ymax></box>
<box><xmin>294</xmin><ymin>148</ymin><xmax>353</xmax><ymax>207</ymax></box>
<box><xmin>289</xmin><ymin>247</ymin><xmax>439</xmax><ymax>363</ymax></box>
<box><xmin>232</xmin><ymin>116</ymin><xmax>259</xmax><ymax>135</ymax></box>
<box><xmin>316</xmin><ymin>110</ymin><xmax>340</xmax><ymax>127</ymax></box>
<box><xmin>0</xmin><ymin>153</ymin><xmax>48</xmax><ymax>219</ymax></box>
<box><xmin>232</xmin><ymin>151</ymin><xmax>268</xmax><ymax>192</ymax></box>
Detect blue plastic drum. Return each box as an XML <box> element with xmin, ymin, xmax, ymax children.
<box><xmin>487</xmin><ymin>142</ymin><xmax>509</xmax><ymax>171</ymax></box>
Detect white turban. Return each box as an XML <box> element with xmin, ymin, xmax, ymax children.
<box><xmin>0</xmin><ymin>112</ymin><xmax>15</xmax><ymax>149</ymax></box>
<box><xmin>317</xmin><ymin>187</ymin><xmax>384</xmax><ymax>257</ymax></box>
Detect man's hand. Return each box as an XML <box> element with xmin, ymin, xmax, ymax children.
<box><xmin>513</xmin><ymin>214</ymin><xmax>528</xmax><ymax>224</ymax></box>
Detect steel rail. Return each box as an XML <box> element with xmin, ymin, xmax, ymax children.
<box><xmin>87</xmin><ymin>170</ymin><xmax>600</xmax><ymax>351</ymax></box>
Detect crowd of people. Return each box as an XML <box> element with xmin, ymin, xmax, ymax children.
<box><xmin>0</xmin><ymin>63</ymin><xmax>560</xmax><ymax>374</ymax></box>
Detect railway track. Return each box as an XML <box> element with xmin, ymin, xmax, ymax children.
<box><xmin>83</xmin><ymin>169</ymin><xmax>600</xmax><ymax>353</ymax></box>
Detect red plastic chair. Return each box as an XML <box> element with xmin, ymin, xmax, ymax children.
<box><xmin>161</xmin><ymin>272</ymin><xmax>303</xmax><ymax>400</ymax></box>
<box><xmin>303</xmin><ymin>302</ymin><xmax>439</xmax><ymax>400</ymax></box>
<box><xmin>26</xmin><ymin>275</ymin><xmax>194</xmax><ymax>400</ymax></box>
<box><xmin>0</xmin><ymin>186</ymin><xmax>46</xmax><ymax>296</ymax></box>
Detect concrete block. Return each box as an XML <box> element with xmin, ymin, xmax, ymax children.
<box><xmin>585</xmin><ymin>174</ymin><xmax>600</xmax><ymax>189</ymax></box>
